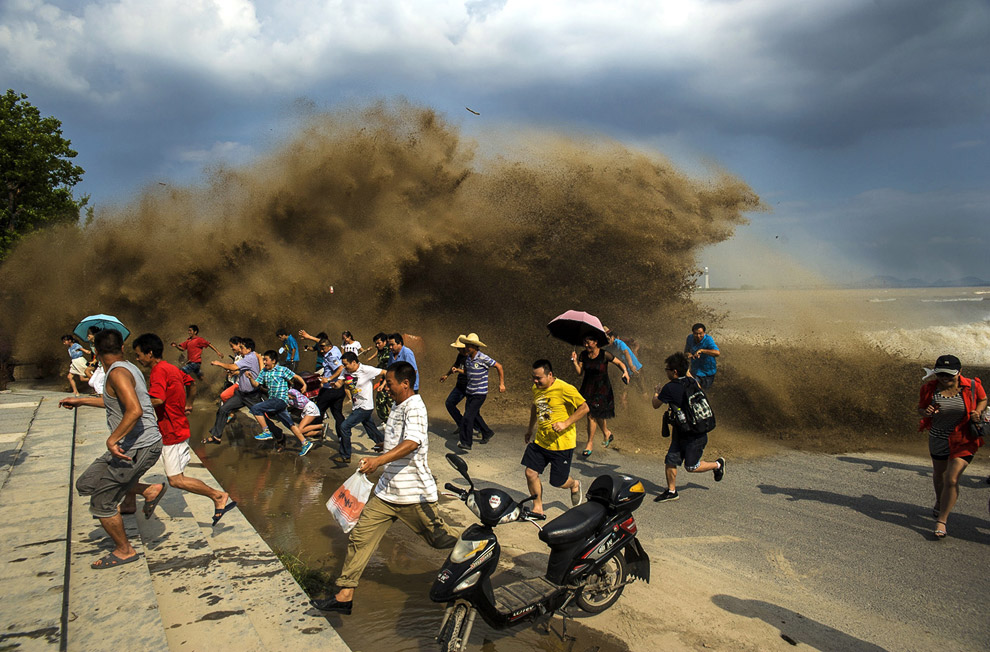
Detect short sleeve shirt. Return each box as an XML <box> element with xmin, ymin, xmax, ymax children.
<box><xmin>321</xmin><ymin>347</ymin><xmax>343</xmax><ymax>387</ymax></box>
<box><xmin>375</xmin><ymin>394</ymin><xmax>437</xmax><ymax>504</ymax></box>
<box><xmin>284</xmin><ymin>335</ymin><xmax>299</xmax><ymax>362</ymax></box>
<box><xmin>255</xmin><ymin>365</ymin><xmax>295</xmax><ymax>403</ymax></box>
<box><xmin>533</xmin><ymin>378</ymin><xmax>586</xmax><ymax>451</ymax></box>
<box><xmin>464</xmin><ymin>351</ymin><xmax>496</xmax><ymax>395</ymax></box>
<box><xmin>350</xmin><ymin>364</ymin><xmax>382</xmax><ymax>411</ymax></box>
<box><xmin>179</xmin><ymin>336</ymin><xmax>211</xmax><ymax>363</ymax></box>
<box><xmin>236</xmin><ymin>354</ymin><xmax>260</xmax><ymax>392</ymax></box>
<box><xmin>685</xmin><ymin>334</ymin><xmax>718</xmax><ymax>377</ymax></box>
<box><xmin>614</xmin><ymin>339</ymin><xmax>642</xmax><ymax>371</ymax></box>
<box><xmin>388</xmin><ymin>346</ymin><xmax>419</xmax><ymax>391</ymax></box>
<box><xmin>68</xmin><ymin>343</ymin><xmax>85</xmax><ymax>359</ymax></box>
<box><xmin>286</xmin><ymin>388</ymin><xmax>311</xmax><ymax>410</ymax></box>
<box><xmin>148</xmin><ymin>360</ymin><xmax>194</xmax><ymax>445</ymax></box>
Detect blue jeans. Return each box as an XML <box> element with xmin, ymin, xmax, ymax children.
<box><xmin>339</xmin><ymin>408</ymin><xmax>383</xmax><ymax>458</ymax></box>
<box><xmin>249</xmin><ymin>397</ymin><xmax>294</xmax><ymax>442</ymax></box>
<box><xmin>181</xmin><ymin>361</ymin><xmax>202</xmax><ymax>379</ymax></box>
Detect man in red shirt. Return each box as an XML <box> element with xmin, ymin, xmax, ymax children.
<box><xmin>130</xmin><ymin>332</ymin><xmax>237</xmax><ymax>526</ymax></box>
<box><xmin>170</xmin><ymin>324</ymin><xmax>223</xmax><ymax>411</ymax></box>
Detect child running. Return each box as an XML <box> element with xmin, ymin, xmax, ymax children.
<box><xmin>244</xmin><ymin>350</ymin><xmax>314</xmax><ymax>456</ymax></box>
<box><xmin>62</xmin><ymin>334</ymin><xmax>92</xmax><ymax>396</ymax></box>
<box><xmin>287</xmin><ymin>387</ymin><xmax>324</xmax><ymax>438</ymax></box>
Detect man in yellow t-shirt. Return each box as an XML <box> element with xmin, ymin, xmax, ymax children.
<box><xmin>523</xmin><ymin>359</ymin><xmax>590</xmax><ymax>515</ymax></box>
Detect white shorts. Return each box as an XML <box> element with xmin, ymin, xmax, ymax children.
<box><xmin>301</xmin><ymin>401</ymin><xmax>320</xmax><ymax>419</ymax></box>
<box><xmin>69</xmin><ymin>357</ymin><xmax>88</xmax><ymax>376</ymax></box>
<box><xmin>162</xmin><ymin>441</ymin><xmax>192</xmax><ymax>477</ymax></box>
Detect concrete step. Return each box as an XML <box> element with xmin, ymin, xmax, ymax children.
<box><xmin>67</xmin><ymin>404</ymin><xmax>171</xmax><ymax>652</ymax></box>
<box><xmin>0</xmin><ymin>395</ymin><xmax>68</xmax><ymax>652</ymax></box>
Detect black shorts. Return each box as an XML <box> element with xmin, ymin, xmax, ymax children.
<box><xmin>521</xmin><ymin>443</ymin><xmax>574</xmax><ymax>487</ymax></box>
<box><xmin>665</xmin><ymin>431</ymin><xmax>708</xmax><ymax>470</ymax></box>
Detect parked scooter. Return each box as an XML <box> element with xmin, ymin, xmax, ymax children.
<box><xmin>431</xmin><ymin>453</ymin><xmax>650</xmax><ymax>651</ymax></box>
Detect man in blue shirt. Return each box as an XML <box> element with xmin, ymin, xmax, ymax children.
<box><xmin>387</xmin><ymin>333</ymin><xmax>419</xmax><ymax>392</ymax></box>
<box><xmin>276</xmin><ymin>328</ymin><xmax>300</xmax><ymax>371</ymax></box>
<box><xmin>684</xmin><ymin>323</ymin><xmax>720</xmax><ymax>391</ymax></box>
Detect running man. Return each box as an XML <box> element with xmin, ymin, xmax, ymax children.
<box><xmin>523</xmin><ymin>359</ymin><xmax>588</xmax><ymax>515</ymax></box>
<box><xmin>129</xmin><ymin>333</ymin><xmax>237</xmax><ymax>525</ymax></box>
<box><xmin>171</xmin><ymin>324</ymin><xmax>223</xmax><ymax>410</ymax></box>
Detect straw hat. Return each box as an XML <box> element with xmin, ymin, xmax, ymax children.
<box><xmin>458</xmin><ymin>333</ymin><xmax>486</xmax><ymax>348</ymax></box>
<box><xmin>450</xmin><ymin>335</ymin><xmax>466</xmax><ymax>349</ymax></box>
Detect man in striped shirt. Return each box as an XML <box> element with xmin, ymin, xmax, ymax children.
<box><xmin>312</xmin><ymin>361</ymin><xmax>458</xmax><ymax>615</ymax></box>
<box><xmin>456</xmin><ymin>333</ymin><xmax>505</xmax><ymax>451</ymax></box>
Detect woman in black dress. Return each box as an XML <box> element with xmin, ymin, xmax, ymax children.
<box><xmin>571</xmin><ymin>335</ymin><xmax>629</xmax><ymax>457</ymax></box>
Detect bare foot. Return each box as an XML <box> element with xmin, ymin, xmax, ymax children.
<box><xmin>213</xmin><ymin>491</ymin><xmax>230</xmax><ymax>511</ymax></box>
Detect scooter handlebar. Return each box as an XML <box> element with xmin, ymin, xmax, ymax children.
<box><xmin>444</xmin><ymin>482</ymin><xmax>468</xmax><ymax>498</ymax></box>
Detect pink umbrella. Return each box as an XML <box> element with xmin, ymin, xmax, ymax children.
<box><xmin>546</xmin><ymin>310</ymin><xmax>608</xmax><ymax>346</ymax></box>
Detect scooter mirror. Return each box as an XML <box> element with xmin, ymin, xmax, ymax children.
<box><xmin>446</xmin><ymin>453</ymin><xmax>469</xmax><ymax>476</ymax></box>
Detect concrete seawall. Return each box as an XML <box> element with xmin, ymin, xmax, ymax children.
<box><xmin>0</xmin><ymin>388</ymin><xmax>351</xmax><ymax>651</ymax></box>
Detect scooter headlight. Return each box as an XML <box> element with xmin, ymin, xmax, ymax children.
<box><xmin>450</xmin><ymin>536</ymin><xmax>488</xmax><ymax>563</ymax></box>
<box><xmin>455</xmin><ymin>571</ymin><xmax>482</xmax><ymax>592</ymax></box>
<box><xmin>498</xmin><ymin>506</ymin><xmax>521</xmax><ymax>524</ymax></box>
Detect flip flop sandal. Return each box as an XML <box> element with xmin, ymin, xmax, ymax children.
<box><xmin>203</xmin><ymin>435</ymin><xmax>222</xmax><ymax>445</ymax></box>
<box><xmin>91</xmin><ymin>552</ymin><xmax>140</xmax><ymax>570</ymax></box>
<box><xmin>143</xmin><ymin>485</ymin><xmax>167</xmax><ymax>519</ymax></box>
<box><xmin>604</xmin><ymin>434</ymin><xmax>615</xmax><ymax>448</ymax></box>
<box><xmin>581</xmin><ymin>449</ymin><xmax>593</xmax><ymax>458</ymax></box>
<box><xmin>212</xmin><ymin>500</ymin><xmax>238</xmax><ymax>526</ymax></box>
<box><xmin>934</xmin><ymin>521</ymin><xmax>947</xmax><ymax>539</ymax></box>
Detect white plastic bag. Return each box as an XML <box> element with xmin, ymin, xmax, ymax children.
<box><xmin>327</xmin><ymin>471</ymin><xmax>374</xmax><ymax>533</ymax></box>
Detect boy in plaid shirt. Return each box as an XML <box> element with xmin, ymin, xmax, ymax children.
<box><xmin>245</xmin><ymin>350</ymin><xmax>313</xmax><ymax>456</ymax></box>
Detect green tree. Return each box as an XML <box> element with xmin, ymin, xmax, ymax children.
<box><xmin>1</xmin><ymin>89</ymin><xmax>86</xmax><ymax>260</ymax></box>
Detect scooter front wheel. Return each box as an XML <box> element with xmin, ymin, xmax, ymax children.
<box><xmin>575</xmin><ymin>551</ymin><xmax>626</xmax><ymax>614</ymax></box>
<box><xmin>437</xmin><ymin>603</ymin><xmax>469</xmax><ymax>652</ymax></box>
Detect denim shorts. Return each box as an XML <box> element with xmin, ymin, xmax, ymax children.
<box><xmin>180</xmin><ymin>361</ymin><xmax>202</xmax><ymax>379</ymax></box>
<box><xmin>665</xmin><ymin>432</ymin><xmax>708</xmax><ymax>471</ymax></box>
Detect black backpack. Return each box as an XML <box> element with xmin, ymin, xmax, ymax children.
<box><xmin>679</xmin><ymin>377</ymin><xmax>716</xmax><ymax>434</ymax></box>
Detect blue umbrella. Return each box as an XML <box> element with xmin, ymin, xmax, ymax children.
<box><xmin>74</xmin><ymin>314</ymin><xmax>130</xmax><ymax>341</ymax></box>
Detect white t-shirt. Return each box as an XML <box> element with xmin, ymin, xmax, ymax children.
<box><xmin>343</xmin><ymin>341</ymin><xmax>362</xmax><ymax>355</ymax></box>
<box><xmin>375</xmin><ymin>394</ymin><xmax>437</xmax><ymax>504</ymax></box>
<box><xmin>350</xmin><ymin>363</ymin><xmax>382</xmax><ymax>411</ymax></box>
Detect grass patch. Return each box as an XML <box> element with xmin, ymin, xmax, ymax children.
<box><xmin>274</xmin><ymin>549</ymin><xmax>334</xmax><ymax>596</ymax></box>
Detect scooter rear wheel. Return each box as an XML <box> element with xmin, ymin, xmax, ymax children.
<box><xmin>437</xmin><ymin>603</ymin><xmax>469</xmax><ymax>652</ymax></box>
<box><xmin>576</xmin><ymin>552</ymin><xmax>626</xmax><ymax>614</ymax></box>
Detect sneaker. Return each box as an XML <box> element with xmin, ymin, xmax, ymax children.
<box><xmin>456</xmin><ymin>442</ymin><xmax>472</xmax><ymax>451</ymax></box>
<box><xmin>299</xmin><ymin>441</ymin><xmax>314</xmax><ymax>457</ymax></box>
<box><xmin>330</xmin><ymin>454</ymin><xmax>352</xmax><ymax>464</ymax></box>
<box><xmin>654</xmin><ymin>489</ymin><xmax>679</xmax><ymax>503</ymax></box>
<box><xmin>254</xmin><ymin>431</ymin><xmax>274</xmax><ymax>441</ymax></box>
<box><xmin>570</xmin><ymin>481</ymin><xmax>583</xmax><ymax>506</ymax></box>
<box><xmin>714</xmin><ymin>458</ymin><xmax>725</xmax><ymax>482</ymax></box>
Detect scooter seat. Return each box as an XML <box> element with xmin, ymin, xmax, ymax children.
<box><xmin>539</xmin><ymin>501</ymin><xmax>607</xmax><ymax>546</ymax></box>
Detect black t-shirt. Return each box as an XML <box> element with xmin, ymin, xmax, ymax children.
<box><xmin>658</xmin><ymin>377</ymin><xmax>699</xmax><ymax>433</ymax></box>
<box><xmin>452</xmin><ymin>353</ymin><xmax>468</xmax><ymax>389</ymax></box>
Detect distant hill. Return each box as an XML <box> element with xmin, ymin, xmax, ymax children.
<box><xmin>853</xmin><ymin>275</ymin><xmax>990</xmax><ymax>288</ymax></box>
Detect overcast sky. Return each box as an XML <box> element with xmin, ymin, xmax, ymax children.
<box><xmin>3</xmin><ymin>0</ymin><xmax>988</xmax><ymax>285</ymax></box>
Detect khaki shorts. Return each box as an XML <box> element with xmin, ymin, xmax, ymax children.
<box><xmin>162</xmin><ymin>440</ymin><xmax>192</xmax><ymax>477</ymax></box>
<box><xmin>76</xmin><ymin>441</ymin><xmax>163</xmax><ymax>518</ymax></box>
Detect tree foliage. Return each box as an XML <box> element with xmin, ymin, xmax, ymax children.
<box><xmin>1</xmin><ymin>89</ymin><xmax>86</xmax><ymax>260</ymax></box>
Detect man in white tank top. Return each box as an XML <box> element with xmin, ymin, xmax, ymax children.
<box><xmin>60</xmin><ymin>328</ymin><xmax>165</xmax><ymax>570</ymax></box>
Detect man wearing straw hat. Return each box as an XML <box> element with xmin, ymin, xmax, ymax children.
<box><xmin>456</xmin><ymin>333</ymin><xmax>505</xmax><ymax>450</ymax></box>
<box><xmin>440</xmin><ymin>334</ymin><xmax>491</xmax><ymax>437</ymax></box>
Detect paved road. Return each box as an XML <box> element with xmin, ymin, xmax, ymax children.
<box><xmin>437</xmin><ymin>425</ymin><xmax>990</xmax><ymax>651</ymax></box>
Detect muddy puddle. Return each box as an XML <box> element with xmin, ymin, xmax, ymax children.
<box><xmin>189</xmin><ymin>411</ymin><xmax>631</xmax><ymax>652</ymax></box>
